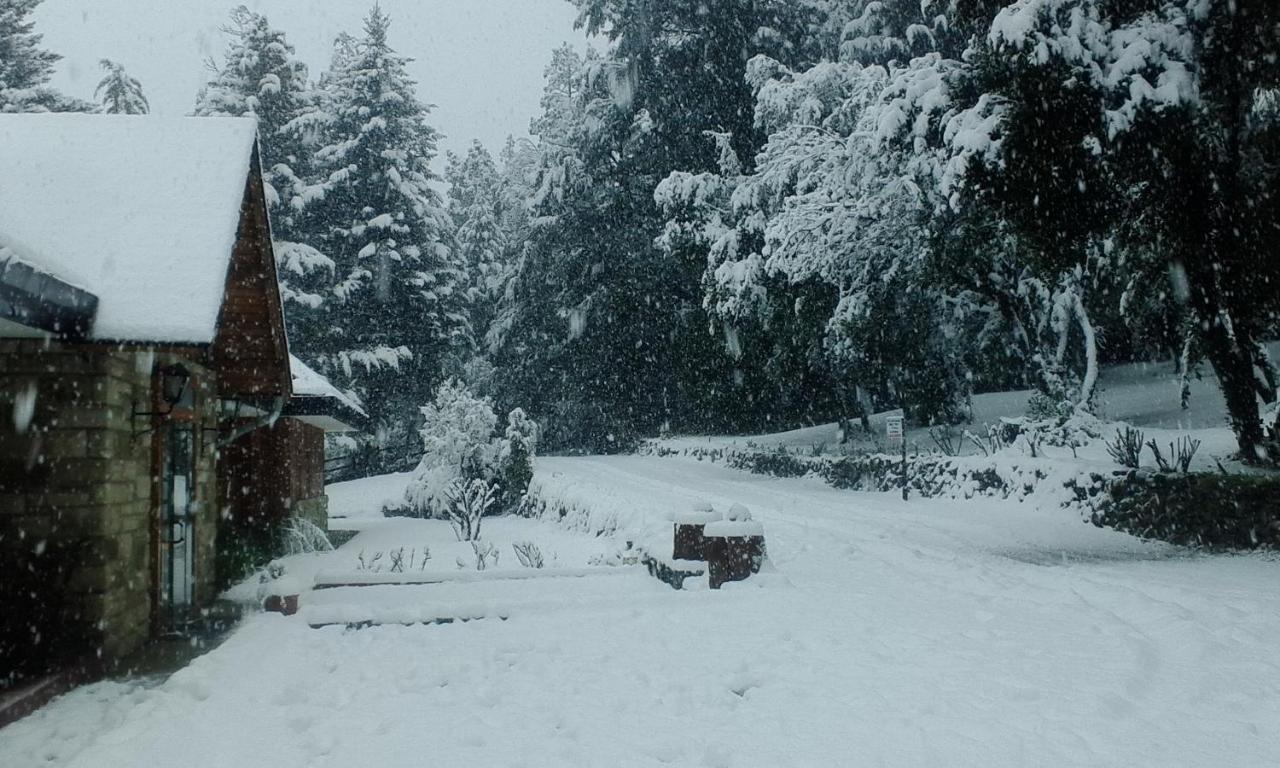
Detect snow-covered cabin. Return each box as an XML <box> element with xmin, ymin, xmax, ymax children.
<box><xmin>0</xmin><ymin>114</ymin><xmax>294</xmax><ymax>683</ymax></box>
<box><xmin>219</xmin><ymin>355</ymin><xmax>367</xmax><ymax>540</ymax></box>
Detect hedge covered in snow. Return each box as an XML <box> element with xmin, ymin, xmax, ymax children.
<box><xmin>724</xmin><ymin>448</ymin><xmax>1086</xmax><ymax>507</ymax></box>
<box><xmin>1091</xmin><ymin>471</ymin><xmax>1280</xmax><ymax>550</ymax></box>
<box><xmin>640</xmin><ymin>443</ymin><xmax>1280</xmax><ymax>551</ymax></box>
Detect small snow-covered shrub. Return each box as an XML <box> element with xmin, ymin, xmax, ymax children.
<box><xmin>929</xmin><ymin>425</ymin><xmax>961</xmax><ymax>456</ymax></box>
<box><xmin>1004</xmin><ymin>411</ymin><xmax>1102</xmax><ymax>450</ymax></box>
<box><xmin>512</xmin><ymin>541</ymin><xmax>545</xmax><ymax>568</ymax></box>
<box><xmin>498</xmin><ymin>408</ymin><xmax>538</xmax><ymax>512</ymax></box>
<box><xmin>445</xmin><ymin>478</ymin><xmax>497</xmax><ymax>541</ymax></box>
<box><xmin>355</xmin><ymin>547</ymin><xmax>431</xmax><ymax>572</ymax></box>
<box><xmin>727</xmin><ymin>446</ymin><xmax>810</xmax><ymax>477</ymax></box>
<box><xmin>964</xmin><ymin>425</ymin><xmax>1008</xmax><ymax>457</ymax></box>
<box><xmin>1026</xmin><ymin>390</ymin><xmax>1073</xmax><ymax>422</ymax></box>
<box><xmin>281</xmin><ymin>517</ymin><xmax>334</xmax><ymax>556</ymax></box>
<box><xmin>405</xmin><ymin>380</ymin><xmax>501</xmax><ymax>517</ymax></box>
<box><xmin>1106</xmin><ymin>426</ymin><xmax>1145</xmax><ymax>469</ymax></box>
<box><xmin>472</xmin><ymin>540</ymin><xmax>499</xmax><ymax>570</ymax></box>
<box><xmin>1147</xmin><ymin>436</ymin><xmax>1201</xmax><ymax>473</ymax></box>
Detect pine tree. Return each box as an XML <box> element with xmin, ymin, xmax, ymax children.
<box><xmin>0</xmin><ymin>0</ymin><xmax>90</xmax><ymax>112</ymax></box>
<box><xmin>446</xmin><ymin>141</ymin><xmax>508</xmax><ymax>338</ymax></box>
<box><xmin>94</xmin><ymin>59</ymin><xmax>148</xmax><ymax>114</ymax></box>
<box><xmin>194</xmin><ymin>6</ymin><xmax>319</xmax><ymax>210</ymax></box>
<box><xmin>486</xmin><ymin>2</ymin><xmax>831</xmax><ymax>449</ymax></box>
<box><xmin>307</xmin><ymin>5</ymin><xmax>470</xmax><ymax>434</ymax></box>
<box><xmin>195</xmin><ymin>7</ymin><xmax>333</xmax><ymax>362</ymax></box>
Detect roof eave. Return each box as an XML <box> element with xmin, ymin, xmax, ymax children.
<box><xmin>282</xmin><ymin>395</ymin><xmax>369</xmax><ymax>434</ymax></box>
<box><xmin>0</xmin><ymin>257</ymin><xmax>98</xmax><ymax>339</ymax></box>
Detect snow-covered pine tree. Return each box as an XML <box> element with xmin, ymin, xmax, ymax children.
<box><xmin>194</xmin><ymin>6</ymin><xmax>313</xmax><ymax>146</ymax></box>
<box><xmin>307</xmin><ymin>5</ymin><xmax>470</xmax><ymax>434</ymax></box>
<box><xmin>481</xmin><ymin>49</ymin><xmax>588</xmax><ymax>424</ymax></box>
<box><xmin>194</xmin><ymin>5</ymin><xmax>324</xmax><ymax>224</ymax></box>
<box><xmin>480</xmin><ymin>136</ymin><xmax>539</xmax><ymax>354</ymax></box>
<box><xmin>445</xmin><ymin>141</ymin><xmax>509</xmax><ymax>340</ymax></box>
<box><xmin>497</xmin><ymin>136</ymin><xmax>537</xmax><ymax>239</ymax></box>
<box><xmin>0</xmin><ymin>0</ymin><xmax>91</xmax><ymax>113</ymax></box>
<box><xmin>487</xmin><ymin>2</ymin><xmax>834</xmax><ymax>450</ymax></box>
<box><xmin>95</xmin><ymin>59</ymin><xmax>148</xmax><ymax>114</ymax></box>
<box><xmin>194</xmin><ymin>7</ymin><xmax>334</xmax><ymax>364</ymax></box>
<box><xmin>659</xmin><ymin>53</ymin><xmax>974</xmax><ymax>426</ymax></box>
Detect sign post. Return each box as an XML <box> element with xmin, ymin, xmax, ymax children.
<box><xmin>885</xmin><ymin>411</ymin><xmax>905</xmax><ymax>448</ymax></box>
<box><xmin>885</xmin><ymin>411</ymin><xmax>907</xmax><ymax>500</ymax></box>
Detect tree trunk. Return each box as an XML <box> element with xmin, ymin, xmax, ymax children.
<box><xmin>1178</xmin><ymin>331</ymin><xmax>1196</xmax><ymax>410</ymax></box>
<box><xmin>1248</xmin><ymin>339</ymin><xmax>1279</xmax><ymax>404</ymax></box>
<box><xmin>1074</xmin><ymin>293</ymin><xmax>1098</xmax><ymax>411</ymax></box>
<box><xmin>1197</xmin><ymin>315</ymin><xmax>1267</xmax><ymax>462</ymax></box>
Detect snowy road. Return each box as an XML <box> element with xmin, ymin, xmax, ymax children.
<box><xmin>4</xmin><ymin>456</ymin><xmax>1280</xmax><ymax>767</ymax></box>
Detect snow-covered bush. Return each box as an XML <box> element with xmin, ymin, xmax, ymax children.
<box><xmin>404</xmin><ymin>380</ymin><xmax>496</xmax><ymax>516</ymax></box>
<box><xmin>403</xmin><ymin>380</ymin><xmax>538</xmax><ymax>518</ymax></box>
<box><xmin>499</xmin><ymin>408</ymin><xmax>538</xmax><ymax>511</ymax></box>
<box><xmin>445</xmin><ymin>479</ymin><xmax>497</xmax><ymax>541</ymax></box>
<box><xmin>1105</xmin><ymin>427</ymin><xmax>1146</xmax><ymax>469</ymax></box>
<box><xmin>280</xmin><ymin>517</ymin><xmax>334</xmax><ymax>556</ymax></box>
<box><xmin>355</xmin><ymin>547</ymin><xmax>431</xmax><ymax>572</ymax></box>
<box><xmin>1093</xmin><ymin>472</ymin><xmax>1280</xmax><ymax>550</ymax></box>
<box><xmin>471</xmin><ymin>539</ymin><xmax>499</xmax><ymax>570</ymax></box>
<box><xmin>1002</xmin><ymin>410</ymin><xmax>1103</xmax><ymax>450</ymax></box>
<box><xmin>512</xmin><ymin>541</ymin><xmax>544</xmax><ymax>569</ymax></box>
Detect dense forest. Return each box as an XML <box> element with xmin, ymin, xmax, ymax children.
<box><xmin>5</xmin><ymin>0</ymin><xmax>1278</xmax><ymax>462</ymax></box>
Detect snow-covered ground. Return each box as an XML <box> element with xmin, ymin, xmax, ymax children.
<box><xmin>325</xmin><ymin>470</ymin><xmax>416</xmax><ymax>520</ymax></box>
<box><xmin>4</xmin><ymin>456</ymin><xmax>1280</xmax><ymax>767</ymax></box>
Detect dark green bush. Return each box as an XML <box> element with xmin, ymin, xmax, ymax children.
<box><xmin>1092</xmin><ymin>471</ymin><xmax>1280</xmax><ymax>550</ymax></box>
<box><xmin>215</xmin><ymin>519</ymin><xmax>285</xmax><ymax>591</ymax></box>
<box><xmin>727</xmin><ymin>447</ymin><xmax>811</xmax><ymax>478</ymax></box>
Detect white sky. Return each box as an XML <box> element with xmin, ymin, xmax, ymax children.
<box><xmin>33</xmin><ymin>0</ymin><xmax>590</xmax><ymax>166</ymax></box>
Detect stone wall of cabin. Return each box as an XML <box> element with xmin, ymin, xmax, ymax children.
<box><xmin>0</xmin><ymin>341</ymin><xmax>218</xmax><ymax>671</ymax></box>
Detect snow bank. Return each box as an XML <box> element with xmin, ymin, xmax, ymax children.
<box><xmin>326</xmin><ymin>471</ymin><xmax>414</xmax><ymax>521</ymax></box>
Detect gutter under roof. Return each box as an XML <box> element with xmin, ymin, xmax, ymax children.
<box><xmin>0</xmin><ymin>255</ymin><xmax>98</xmax><ymax>339</ymax></box>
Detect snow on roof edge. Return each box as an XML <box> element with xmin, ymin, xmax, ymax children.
<box><xmin>290</xmin><ymin>354</ymin><xmax>368</xmax><ymax>418</ymax></box>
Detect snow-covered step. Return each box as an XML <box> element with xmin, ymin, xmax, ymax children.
<box><xmin>312</xmin><ymin>564</ymin><xmax>640</xmax><ymax>590</ymax></box>
<box><xmin>304</xmin><ymin>567</ymin><xmax>665</xmax><ymax>628</ymax></box>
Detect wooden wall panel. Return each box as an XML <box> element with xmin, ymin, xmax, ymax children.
<box><xmin>209</xmin><ymin>156</ymin><xmax>291</xmax><ymax>400</ymax></box>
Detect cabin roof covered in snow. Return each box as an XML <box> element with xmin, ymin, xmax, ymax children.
<box><xmin>0</xmin><ymin>114</ymin><xmax>261</xmax><ymax>343</ymax></box>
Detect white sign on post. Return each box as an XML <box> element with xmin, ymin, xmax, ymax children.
<box><xmin>885</xmin><ymin>411</ymin><xmax>905</xmax><ymax>447</ymax></box>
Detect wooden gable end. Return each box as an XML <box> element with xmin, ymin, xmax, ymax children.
<box><xmin>210</xmin><ymin>148</ymin><xmax>292</xmax><ymax>399</ymax></box>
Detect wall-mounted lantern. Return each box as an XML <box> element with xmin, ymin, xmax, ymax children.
<box><xmin>132</xmin><ymin>364</ymin><xmax>192</xmax><ymax>437</ymax></box>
